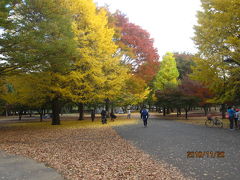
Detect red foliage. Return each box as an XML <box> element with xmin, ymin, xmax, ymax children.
<box><xmin>135</xmin><ymin>61</ymin><xmax>160</xmax><ymax>83</ymax></box>
<box><xmin>114</xmin><ymin>12</ymin><xmax>160</xmax><ymax>82</ymax></box>
<box><xmin>179</xmin><ymin>78</ymin><xmax>213</xmax><ymax>106</ymax></box>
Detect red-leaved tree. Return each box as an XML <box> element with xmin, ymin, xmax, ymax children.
<box><xmin>113</xmin><ymin>11</ymin><xmax>160</xmax><ymax>83</ymax></box>
<box><xmin>179</xmin><ymin>77</ymin><xmax>213</xmax><ymax>115</ymax></box>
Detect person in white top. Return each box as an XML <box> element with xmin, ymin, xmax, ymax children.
<box><xmin>127</xmin><ymin>109</ymin><xmax>131</xmax><ymax>119</ymax></box>
<box><xmin>236</xmin><ymin>110</ymin><xmax>240</xmax><ymax>129</ymax></box>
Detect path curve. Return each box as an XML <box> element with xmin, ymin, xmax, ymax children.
<box><xmin>0</xmin><ymin>151</ymin><xmax>64</xmax><ymax>180</ymax></box>
<box><xmin>114</xmin><ymin>117</ymin><xmax>240</xmax><ymax>180</ymax></box>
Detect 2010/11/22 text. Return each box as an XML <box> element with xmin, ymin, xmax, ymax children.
<box><xmin>187</xmin><ymin>151</ymin><xmax>225</xmax><ymax>158</ymax></box>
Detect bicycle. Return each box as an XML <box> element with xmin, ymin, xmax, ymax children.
<box><xmin>205</xmin><ymin>117</ymin><xmax>223</xmax><ymax>128</ymax></box>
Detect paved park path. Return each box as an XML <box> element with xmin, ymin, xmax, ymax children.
<box><xmin>114</xmin><ymin>117</ymin><xmax>240</xmax><ymax>180</ymax></box>
<box><xmin>0</xmin><ymin>151</ymin><xmax>64</xmax><ymax>180</ymax></box>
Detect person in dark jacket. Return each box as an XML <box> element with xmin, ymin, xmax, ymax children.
<box><xmin>110</xmin><ymin>112</ymin><xmax>117</xmax><ymax>121</ymax></box>
<box><xmin>227</xmin><ymin>106</ymin><xmax>235</xmax><ymax>130</ymax></box>
<box><xmin>91</xmin><ymin>110</ymin><xmax>95</xmax><ymax>122</ymax></box>
<box><xmin>234</xmin><ymin>109</ymin><xmax>239</xmax><ymax>129</ymax></box>
<box><xmin>101</xmin><ymin>109</ymin><xmax>107</xmax><ymax>124</ymax></box>
<box><xmin>141</xmin><ymin>107</ymin><xmax>149</xmax><ymax>127</ymax></box>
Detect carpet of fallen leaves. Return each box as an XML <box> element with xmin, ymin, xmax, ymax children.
<box><xmin>0</xmin><ymin>124</ymin><xmax>191</xmax><ymax>180</ymax></box>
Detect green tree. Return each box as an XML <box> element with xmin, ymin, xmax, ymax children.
<box><xmin>154</xmin><ymin>52</ymin><xmax>179</xmax><ymax>91</ymax></box>
<box><xmin>1</xmin><ymin>74</ymin><xmax>50</xmax><ymax>120</ymax></box>
<box><xmin>194</xmin><ymin>0</ymin><xmax>240</xmax><ymax>65</ymax></box>
<box><xmin>174</xmin><ymin>52</ymin><xmax>195</xmax><ymax>79</ymax></box>
<box><xmin>0</xmin><ymin>0</ymin><xmax>77</xmax><ymax>124</ymax></box>
<box><xmin>193</xmin><ymin>0</ymin><xmax>240</xmax><ymax>114</ymax></box>
<box><xmin>190</xmin><ymin>55</ymin><xmax>232</xmax><ymax>118</ymax></box>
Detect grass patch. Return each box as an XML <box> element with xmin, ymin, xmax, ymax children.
<box><xmin>154</xmin><ymin>113</ymin><xmax>231</xmax><ymax>129</ymax></box>
<box><xmin>176</xmin><ymin>117</ymin><xmax>230</xmax><ymax>128</ymax></box>
<box><xmin>3</xmin><ymin>118</ymin><xmax>138</xmax><ymax>129</ymax></box>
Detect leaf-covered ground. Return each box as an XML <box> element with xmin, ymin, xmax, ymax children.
<box><xmin>0</xmin><ymin>119</ymin><xmax>190</xmax><ymax>180</ymax></box>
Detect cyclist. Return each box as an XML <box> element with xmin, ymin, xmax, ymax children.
<box><xmin>207</xmin><ymin>113</ymin><xmax>213</xmax><ymax>121</ymax></box>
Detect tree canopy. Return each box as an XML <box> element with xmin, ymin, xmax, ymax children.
<box><xmin>192</xmin><ymin>0</ymin><xmax>240</xmax><ymax>105</ymax></box>
<box><xmin>0</xmin><ymin>0</ymin><xmax>130</xmax><ymax>124</ymax></box>
<box><xmin>154</xmin><ymin>52</ymin><xmax>179</xmax><ymax>91</ymax></box>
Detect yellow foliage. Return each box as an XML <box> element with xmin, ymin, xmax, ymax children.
<box><xmin>1</xmin><ymin>0</ymin><xmax>130</xmax><ymax>110</ymax></box>
<box><xmin>5</xmin><ymin>118</ymin><xmax>138</xmax><ymax>129</ymax></box>
<box><xmin>116</xmin><ymin>75</ymin><xmax>150</xmax><ymax>106</ymax></box>
<box><xmin>64</xmin><ymin>0</ymin><xmax>128</xmax><ymax>104</ymax></box>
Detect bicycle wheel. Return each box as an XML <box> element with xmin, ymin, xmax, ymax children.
<box><xmin>205</xmin><ymin>120</ymin><xmax>213</xmax><ymax>127</ymax></box>
<box><xmin>216</xmin><ymin>120</ymin><xmax>223</xmax><ymax>128</ymax></box>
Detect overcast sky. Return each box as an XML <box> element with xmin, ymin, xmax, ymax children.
<box><xmin>94</xmin><ymin>0</ymin><xmax>202</xmax><ymax>59</ymax></box>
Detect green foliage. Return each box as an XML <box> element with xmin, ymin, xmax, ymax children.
<box><xmin>191</xmin><ymin>56</ymin><xmax>238</xmax><ymax>104</ymax></box>
<box><xmin>0</xmin><ymin>0</ymin><xmax>131</xmax><ymax>124</ymax></box>
<box><xmin>0</xmin><ymin>0</ymin><xmax>15</xmax><ymax>29</ymax></box>
<box><xmin>174</xmin><ymin>52</ymin><xmax>195</xmax><ymax>79</ymax></box>
<box><xmin>192</xmin><ymin>0</ymin><xmax>240</xmax><ymax>104</ymax></box>
<box><xmin>153</xmin><ymin>52</ymin><xmax>179</xmax><ymax>91</ymax></box>
<box><xmin>155</xmin><ymin>87</ymin><xmax>199</xmax><ymax>110</ymax></box>
<box><xmin>0</xmin><ymin>0</ymin><xmax>76</xmax><ymax>73</ymax></box>
<box><xmin>194</xmin><ymin>0</ymin><xmax>240</xmax><ymax>65</ymax></box>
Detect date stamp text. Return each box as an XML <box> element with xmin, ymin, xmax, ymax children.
<box><xmin>187</xmin><ymin>151</ymin><xmax>225</xmax><ymax>158</ymax></box>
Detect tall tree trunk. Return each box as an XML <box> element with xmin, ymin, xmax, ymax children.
<box><xmin>148</xmin><ymin>102</ymin><xmax>151</xmax><ymax>112</ymax></box>
<box><xmin>221</xmin><ymin>104</ymin><xmax>226</xmax><ymax>119</ymax></box>
<box><xmin>177</xmin><ymin>108</ymin><xmax>181</xmax><ymax>117</ymax></box>
<box><xmin>105</xmin><ymin>98</ymin><xmax>110</xmax><ymax>118</ymax></box>
<box><xmin>18</xmin><ymin>110</ymin><xmax>22</xmax><ymax>121</ymax></box>
<box><xmin>167</xmin><ymin>108</ymin><xmax>170</xmax><ymax>114</ymax></box>
<box><xmin>5</xmin><ymin>106</ymin><xmax>8</xmax><ymax>117</ymax></box>
<box><xmin>52</xmin><ymin>98</ymin><xmax>61</xmax><ymax>125</ymax></box>
<box><xmin>78</xmin><ymin>103</ymin><xmax>84</xmax><ymax>120</ymax></box>
<box><xmin>91</xmin><ymin>109</ymin><xmax>96</xmax><ymax>122</ymax></box>
<box><xmin>136</xmin><ymin>106</ymin><xmax>139</xmax><ymax>110</ymax></box>
<box><xmin>163</xmin><ymin>107</ymin><xmax>166</xmax><ymax>116</ymax></box>
<box><xmin>185</xmin><ymin>108</ymin><xmax>188</xmax><ymax>119</ymax></box>
<box><xmin>111</xmin><ymin>104</ymin><xmax>114</xmax><ymax>114</ymax></box>
<box><xmin>203</xmin><ymin>106</ymin><xmax>208</xmax><ymax>116</ymax></box>
<box><xmin>39</xmin><ymin>108</ymin><xmax>43</xmax><ymax>122</ymax></box>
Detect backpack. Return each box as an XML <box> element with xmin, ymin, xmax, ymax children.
<box><xmin>141</xmin><ymin>109</ymin><xmax>148</xmax><ymax>119</ymax></box>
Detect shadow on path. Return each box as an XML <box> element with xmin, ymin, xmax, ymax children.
<box><xmin>0</xmin><ymin>151</ymin><xmax>64</xmax><ymax>180</ymax></box>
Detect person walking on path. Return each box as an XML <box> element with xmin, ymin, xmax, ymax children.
<box><xmin>236</xmin><ymin>110</ymin><xmax>240</xmax><ymax>129</ymax></box>
<box><xmin>227</xmin><ymin>106</ymin><xmax>235</xmax><ymax>130</ymax></box>
<box><xmin>234</xmin><ymin>108</ymin><xmax>238</xmax><ymax>129</ymax></box>
<box><xmin>101</xmin><ymin>109</ymin><xmax>107</xmax><ymax>124</ymax></box>
<box><xmin>110</xmin><ymin>112</ymin><xmax>117</xmax><ymax>121</ymax></box>
<box><xmin>91</xmin><ymin>110</ymin><xmax>95</xmax><ymax>122</ymax></box>
<box><xmin>127</xmin><ymin>109</ymin><xmax>131</xmax><ymax>119</ymax></box>
<box><xmin>141</xmin><ymin>107</ymin><xmax>149</xmax><ymax>127</ymax></box>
